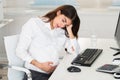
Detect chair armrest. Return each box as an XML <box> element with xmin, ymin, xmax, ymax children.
<box><xmin>0</xmin><ymin>64</ymin><xmax>32</xmax><ymax>80</ymax></box>
<box><xmin>10</xmin><ymin>66</ymin><xmax>32</xmax><ymax>80</ymax></box>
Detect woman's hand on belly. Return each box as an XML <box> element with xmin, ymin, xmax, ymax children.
<box><xmin>40</xmin><ymin>61</ymin><xmax>57</xmax><ymax>73</ymax></box>
<box><xmin>31</xmin><ymin>59</ymin><xmax>57</xmax><ymax>73</ymax></box>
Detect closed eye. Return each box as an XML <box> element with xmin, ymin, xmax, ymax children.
<box><xmin>62</xmin><ymin>19</ymin><xmax>65</xmax><ymax>23</ymax></box>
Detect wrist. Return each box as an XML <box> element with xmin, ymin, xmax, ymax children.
<box><xmin>67</xmin><ymin>28</ymin><xmax>75</xmax><ymax>38</ymax></box>
<box><xmin>69</xmin><ymin>34</ymin><xmax>75</xmax><ymax>39</ymax></box>
<box><xmin>68</xmin><ymin>31</ymin><xmax>75</xmax><ymax>39</ymax></box>
<box><xmin>31</xmin><ymin>59</ymin><xmax>37</xmax><ymax>65</ymax></box>
<box><xmin>31</xmin><ymin>59</ymin><xmax>42</xmax><ymax>68</ymax></box>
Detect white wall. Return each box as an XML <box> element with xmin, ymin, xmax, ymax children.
<box><xmin>0</xmin><ymin>0</ymin><xmax>4</xmax><ymax>21</ymax></box>
<box><xmin>112</xmin><ymin>0</ymin><xmax>120</xmax><ymax>6</ymax></box>
<box><xmin>76</xmin><ymin>0</ymin><xmax>112</xmax><ymax>8</ymax></box>
<box><xmin>77</xmin><ymin>10</ymin><xmax>119</xmax><ymax>38</ymax></box>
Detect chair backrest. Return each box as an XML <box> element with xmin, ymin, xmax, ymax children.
<box><xmin>4</xmin><ymin>35</ymin><xmax>25</xmax><ymax>80</ymax></box>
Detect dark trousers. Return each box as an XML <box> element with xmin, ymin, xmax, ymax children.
<box><xmin>23</xmin><ymin>70</ymin><xmax>52</xmax><ymax>80</ymax></box>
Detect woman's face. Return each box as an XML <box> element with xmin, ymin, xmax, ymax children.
<box><xmin>51</xmin><ymin>11</ymin><xmax>72</xmax><ymax>29</ymax></box>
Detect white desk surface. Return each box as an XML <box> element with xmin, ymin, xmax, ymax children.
<box><xmin>49</xmin><ymin>38</ymin><xmax>120</xmax><ymax>80</ymax></box>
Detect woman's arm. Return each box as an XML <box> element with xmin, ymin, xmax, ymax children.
<box><xmin>31</xmin><ymin>60</ymin><xmax>56</xmax><ymax>73</ymax></box>
<box><xmin>16</xmin><ymin>18</ymin><xmax>34</xmax><ymax>63</ymax></box>
<box><xmin>16</xmin><ymin>18</ymin><xmax>57</xmax><ymax>73</ymax></box>
<box><xmin>65</xmin><ymin>25</ymin><xmax>80</xmax><ymax>54</ymax></box>
<box><xmin>66</xmin><ymin>25</ymin><xmax>75</xmax><ymax>39</ymax></box>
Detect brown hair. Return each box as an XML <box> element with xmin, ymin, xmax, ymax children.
<box><xmin>43</xmin><ymin>5</ymin><xmax>80</xmax><ymax>38</ymax></box>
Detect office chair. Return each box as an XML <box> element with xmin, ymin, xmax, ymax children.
<box><xmin>3</xmin><ymin>35</ymin><xmax>32</xmax><ymax>80</ymax></box>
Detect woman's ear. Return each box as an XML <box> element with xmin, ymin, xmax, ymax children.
<box><xmin>57</xmin><ymin>10</ymin><xmax>61</xmax><ymax>15</ymax></box>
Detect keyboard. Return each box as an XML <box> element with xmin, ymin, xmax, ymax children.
<box><xmin>71</xmin><ymin>48</ymin><xmax>103</xmax><ymax>67</ymax></box>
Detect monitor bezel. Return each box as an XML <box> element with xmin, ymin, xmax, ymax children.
<box><xmin>115</xmin><ymin>12</ymin><xmax>120</xmax><ymax>48</ymax></box>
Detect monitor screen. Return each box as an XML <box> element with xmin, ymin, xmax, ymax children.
<box><xmin>115</xmin><ymin>12</ymin><xmax>120</xmax><ymax>48</ymax></box>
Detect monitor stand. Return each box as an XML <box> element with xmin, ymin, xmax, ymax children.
<box><xmin>110</xmin><ymin>47</ymin><xmax>120</xmax><ymax>56</ymax></box>
<box><xmin>113</xmin><ymin>51</ymin><xmax>120</xmax><ymax>56</ymax></box>
<box><xmin>110</xmin><ymin>47</ymin><xmax>120</xmax><ymax>51</ymax></box>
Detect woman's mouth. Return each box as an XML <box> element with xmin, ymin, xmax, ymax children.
<box><xmin>56</xmin><ymin>24</ymin><xmax>60</xmax><ymax>28</ymax></box>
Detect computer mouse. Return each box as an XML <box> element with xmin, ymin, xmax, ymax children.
<box><xmin>67</xmin><ymin>66</ymin><xmax>81</xmax><ymax>72</ymax></box>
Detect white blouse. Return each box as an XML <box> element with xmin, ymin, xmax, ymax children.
<box><xmin>16</xmin><ymin>17</ymin><xmax>80</xmax><ymax>73</ymax></box>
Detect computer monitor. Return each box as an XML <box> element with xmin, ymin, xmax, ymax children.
<box><xmin>115</xmin><ymin>12</ymin><xmax>120</xmax><ymax>48</ymax></box>
<box><xmin>112</xmin><ymin>12</ymin><xmax>120</xmax><ymax>56</ymax></box>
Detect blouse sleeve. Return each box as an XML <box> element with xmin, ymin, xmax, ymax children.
<box><xmin>65</xmin><ymin>37</ymin><xmax>80</xmax><ymax>54</ymax></box>
<box><xmin>16</xmin><ymin>18</ymin><xmax>35</xmax><ymax>63</ymax></box>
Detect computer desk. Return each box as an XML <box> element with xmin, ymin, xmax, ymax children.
<box><xmin>49</xmin><ymin>38</ymin><xmax>120</xmax><ymax>80</ymax></box>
